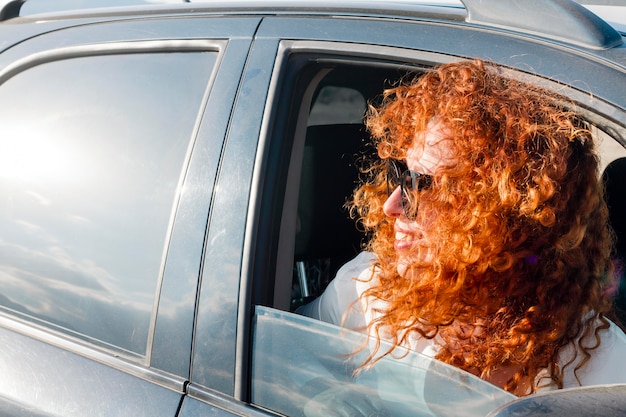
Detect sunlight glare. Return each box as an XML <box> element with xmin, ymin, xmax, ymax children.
<box><xmin>0</xmin><ymin>126</ymin><xmax>80</xmax><ymax>184</ymax></box>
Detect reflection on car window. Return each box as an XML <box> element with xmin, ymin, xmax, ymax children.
<box><xmin>251</xmin><ymin>306</ymin><xmax>515</xmax><ymax>417</ymax></box>
<box><xmin>0</xmin><ymin>51</ymin><xmax>215</xmax><ymax>356</ymax></box>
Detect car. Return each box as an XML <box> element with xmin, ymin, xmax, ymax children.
<box><xmin>0</xmin><ymin>0</ymin><xmax>624</xmax><ymax>416</ymax></box>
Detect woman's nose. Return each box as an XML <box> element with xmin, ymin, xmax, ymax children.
<box><xmin>383</xmin><ymin>186</ymin><xmax>404</xmax><ymax>218</ymax></box>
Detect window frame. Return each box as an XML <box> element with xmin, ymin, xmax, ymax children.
<box><xmin>242</xmin><ymin>35</ymin><xmax>626</xmax><ymax>411</ymax></box>
<box><xmin>0</xmin><ymin>37</ymin><xmax>235</xmax><ymax>392</ymax></box>
<box><xmin>0</xmin><ymin>13</ymin><xmax>262</xmax><ymax>417</ymax></box>
<box><xmin>0</xmin><ymin>40</ymin><xmax>222</xmax><ymax>359</ymax></box>
<box><xmin>251</xmin><ymin>37</ymin><xmax>626</xmax><ymax>318</ymax></box>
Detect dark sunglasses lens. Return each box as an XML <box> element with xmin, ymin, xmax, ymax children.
<box><xmin>401</xmin><ymin>172</ymin><xmax>416</xmax><ymax>219</ymax></box>
<box><xmin>403</xmin><ymin>171</ymin><xmax>433</xmax><ymax>191</ymax></box>
<box><xmin>386</xmin><ymin>160</ymin><xmax>433</xmax><ymax>220</ymax></box>
<box><xmin>386</xmin><ymin>160</ymin><xmax>403</xmax><ymax>195</ymax></box>
<box><xmin>416</xmin><ymin>174</ymin><xmax>433</xmax><ymax>191</ymax></box>
<box><xmin>401</xmin><ymin>171</ymin><xmax>433</xmax><ymax>220</ymax></box>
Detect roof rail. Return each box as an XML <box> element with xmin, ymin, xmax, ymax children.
<box><xmin>0</xmin><ymin>0</ymin><xmax>622</xmax><ymax>50</ymax></box>
<box><xmin>0</xmin><ymin>0</ymin><xmax>187</xmax><ymax>21</ymax></box>
<box><xmin>461</xmin><ymin>0</ymin><xmax>623</xmax><ymax>50</ymax></box>
<box><xmin>0</xmin><ymin>0</ymin><xmax>26</xmax><ymax>21</ymax></box>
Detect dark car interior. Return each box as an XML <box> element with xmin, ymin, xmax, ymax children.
<box><xmin>281</xmin><ymin>61</ymin><xmax>422</xmax><ymax>310</ymax></box>
<box><xmin>276</xmin><ymin>57</ymin><xmax>626</xmax><ymax>328</ymax></box>
<box><xmin>292</xmin><ymin>123</ymin><xmax>371</xmax><ymax>302</ymax></box>
<box><xmin>603</xmin><ymin>157</ymin><xmax>626</xmax><ymax>324</ymax></box>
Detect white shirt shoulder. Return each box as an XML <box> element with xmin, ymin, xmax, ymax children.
<box><xmin>560</xmin><ymin>319</ymin><xmax>626</xmax><ymax>388</ymax></box>
<box><xmin>296</xmin><ymin>251</ymin><xmax>376</xmax><ymax>329</ymax></box>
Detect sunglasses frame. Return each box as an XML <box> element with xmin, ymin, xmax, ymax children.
<box><xmin>386</xmin><ymin>159</ymin><xmax>433</xmax><ymax>220</ymax></box>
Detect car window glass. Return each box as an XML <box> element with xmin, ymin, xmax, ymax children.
<box><xmin>0</xmin><ymin>51</ymin><xmax>215</xmax><ymax>356</ymax></box>
<box><xmin>251</xmin><ymin>306</ymin><xmax>515</xmax><ymax>417</ymax></box>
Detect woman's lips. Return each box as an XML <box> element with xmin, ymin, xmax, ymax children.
<box><xmin>394</xmin><ymin>230</ymin><xmax>415</xmax><ymax>251</ymax></box>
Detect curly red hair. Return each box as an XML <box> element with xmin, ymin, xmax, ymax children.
<box><xmin>352</xmin><ymin>60</ymin><xmax>615</xmax><ymax>395</ymax></box>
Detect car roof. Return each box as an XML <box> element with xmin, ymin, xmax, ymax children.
<box><xmin>2</xmin><ymin>0</ymin><xmax>624</xmax><ymax>52</ymax></box>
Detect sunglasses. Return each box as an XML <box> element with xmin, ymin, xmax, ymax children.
<box><xmin>386</xmin><ymin>159</ymin><xmax>433</xmax><ymax>220</ymax></box>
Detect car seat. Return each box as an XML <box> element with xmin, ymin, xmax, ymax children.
<box><xmin>293</xmin><ymin>123</ymin><xmax>372</xmax><ymax>306</ymax></box>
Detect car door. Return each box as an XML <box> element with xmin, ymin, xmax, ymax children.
<box><xmin>0</xmin><ymin>13</ymin><xmax>259</xmax><ymax>416</ymax></box>
<box><xmin>187</xmin><ymin>10</ymin><xmax>626</xmax><ymax>417</ymax></box>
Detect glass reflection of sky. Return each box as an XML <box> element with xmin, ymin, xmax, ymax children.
<box><xmin>0</xmin><ymin>51</ymin><xmax>215</xmax><ymax>354</ymax></box>
<box><xmin>252</xmin><ymin>307</ymin><xmax>516</xmax><ymax>417</ymax></box>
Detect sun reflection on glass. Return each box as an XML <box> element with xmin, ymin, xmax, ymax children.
<box><xmin>0</xmin><ymin>126</ymin><xmax>83</xmax><ymax>184</ymax></box>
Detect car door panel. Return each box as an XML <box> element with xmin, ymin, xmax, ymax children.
<box><xmin>150</xmin><ymin>34</ymin><xmax>257</xmax><ymax>378</ymax></box>
<box><xmin>0</xmin><ymin>14</ymin><xmax>259</xmax><ymax>417</ymax></box>
<box><xmin>0</xmin><ymin>323</ymin><xmax>182</xmax><ymax>417</ymax></box>
<box><xmin>212</xmin><ymin>13</ymin><xmax>626</xmax><ymax>414</ymax></box>
<box><xmin>191</xmin><ymin>35</ymin><xmax>283</xmax><ymax>397</ymax></box>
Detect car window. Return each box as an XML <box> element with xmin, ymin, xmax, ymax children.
<box><xmin>0</xmin><ymin>51</ymin><xmax>216</xmax><ymax>356</ymax></box>
<box><xmin>287</xmin><ymin>61</ymin><xmax>412</xmax><ymax>311</ymax></box>
<box><xmin>248</xmin><ymin>48</ymin><xmax>517</xmax><ymax>415</ymax></box>
<box><xmin>246</xmin><ymin>34</ymin><xmax>626</xmax><ymax>415</ymax></box>
<box><xmin>251</xmin><ymin>306</ymin><xmax>515</xmax><ymax>417</ymax></box>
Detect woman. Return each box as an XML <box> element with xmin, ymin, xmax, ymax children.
<box><xmin>298</xmin><ymin>59</ymin><xmax>626</xmax><ymax>396</ymax></box>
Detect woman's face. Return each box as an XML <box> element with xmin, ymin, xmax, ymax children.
<box><xmin>383</xmin><ymin>121</ymin><xmax>455</xmax><ymax>276</ymax></box>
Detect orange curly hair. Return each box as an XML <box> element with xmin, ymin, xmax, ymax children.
<box><xmin>352</xmin><ymin>60</ymin><xmax>615</xmax><ymax>395</ymax></box>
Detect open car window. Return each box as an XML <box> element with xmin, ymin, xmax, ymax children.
<box><xmin>248</xmin><ymin>40</ymin><xmax>626</xmax><ymax>416</ymax></box>
<box><xmin>251</xmin><ymin>306</ymin><xmax>515</xmax><ymax>416</ymax></box>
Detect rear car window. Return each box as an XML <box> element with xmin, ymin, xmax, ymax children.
<box><xmin>0</xmin><ymin>51</ymin><xmax>215</xmax><ymax>356</ymax></box>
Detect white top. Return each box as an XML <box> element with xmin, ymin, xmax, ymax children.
<box><xmin>297</xmin><ymin>251</ymin><xmax>626</xmax><ymax>390</ymax></box>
